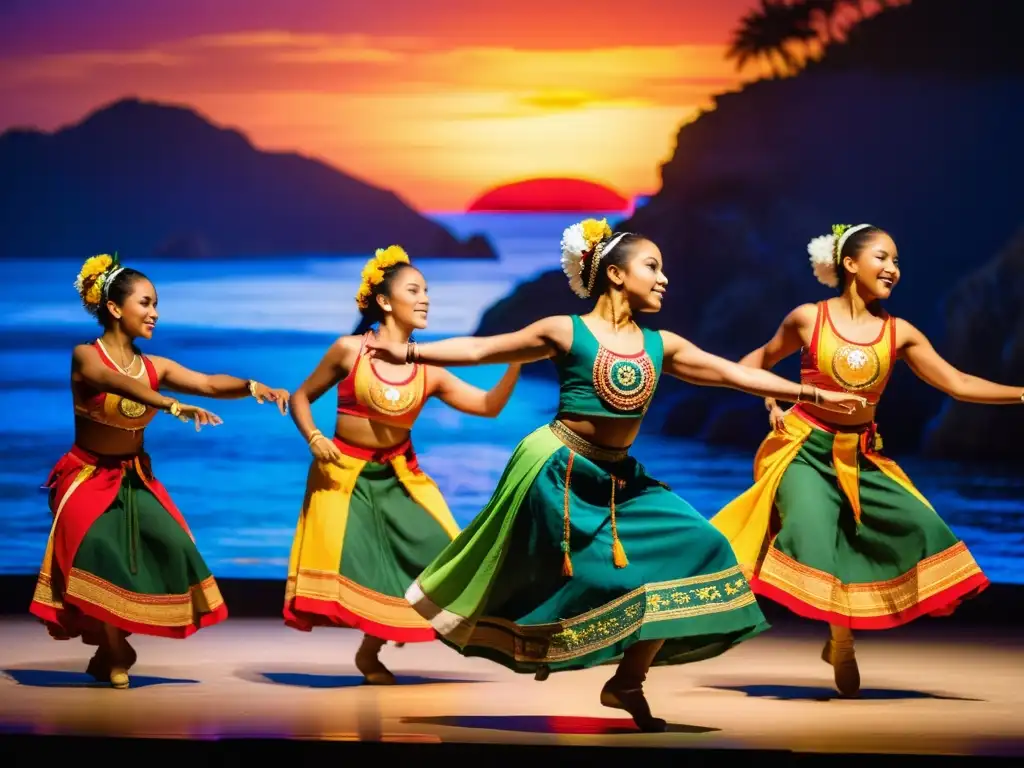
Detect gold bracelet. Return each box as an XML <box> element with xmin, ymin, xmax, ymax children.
<box><xmin>247</xmin><ymin>379</ymin><xmax>259</xmax><ymax>398</ymax></box>
<box><xmin>168</xmin><ymin>400</ymin><xmax>182</xmax><ymax>417</ymax></box>
<box><xmin>307</xmin><ymin>429</ymin><xmax>325</xmax><ymax>446</ymax></box>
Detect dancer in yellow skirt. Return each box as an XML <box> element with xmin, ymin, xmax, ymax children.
<box><xmin>31</xmin><ymin>253</ymin><xmax>290</xmax><ymax>688</ymax></box>
<box><xmin>285</xmin><ymin>246</ymin><xmax>521</xmax><ymax>684</ymax></box>
<box><xmin>712</xmin><ymin>223</ymin><xmax>1022</xmax><ymax>696</ymax></box>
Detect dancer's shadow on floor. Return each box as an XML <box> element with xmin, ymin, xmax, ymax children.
<box><xmin>236</xmin><ymin>665</ymin><xmax>485</xmax><ymax>689</ymax></box>
<box><xmin>703</xmin><ymin>682</ymin><xmax>982</xmax><ymax>702</ymax></box>
<box><xmin>402</xmin><ymin>715</ymin><xmax>717</xmax><ymax>736</ymax></box>
<box><xmin>2</xmin><ymin>666</ymin><xmax>197</xmax><ymax>689</ymax></box>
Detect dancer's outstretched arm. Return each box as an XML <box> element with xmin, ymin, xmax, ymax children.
<box><xmin>660</xmin><ymin>331</ymin><xmax>866</xmax><ymax>416</ymax></box>
<box><xmin>148</xmin><ymin>355</ymin><xmax>290</xmax><ymax>415</ymax></box>
<box><xmin>73</xmin><ymin>345</ymin><xmax>221</xmax><ymax>427</ymax></box>
<box><xmin>429</xmin><ymin>364</ymin><xmax>522</xmax><ymax>417</ymax></box>
<box><xmin>899</xmin><ymin>319</ymin><xmax>1024</xmax><ymax>404</ymax></box>
<box><xmin>365</xmin><ymin>316</ymin><xmax>573</xmax><ymax>366</ymax></box>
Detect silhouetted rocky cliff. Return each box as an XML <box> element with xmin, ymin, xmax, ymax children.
<box><xmin>475</xmin><ymin>0</ymin><xmax>1024</xmax><ymax>459</ymax></box>
<box><xmin>0</xmin><ymin>98</ymin><xmax>494</xmax><ymax>260</ymax></box>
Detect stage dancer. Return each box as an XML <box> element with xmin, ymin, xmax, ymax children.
<box><xmin>284</xmin><ymin>246</ymin><xmax>521</xmax><ymax>684</ymax></box>
<box><xmin>30</xmin><ymin>253</ymin><xmax>290</xmax><ymax>688</ymax></box>
<box><xmin>363</xmin><ymin>219</ymin><xmax>865</xmax><ymax>731</ymax></box>
<box><xmin>711</xmin><ymin>223</ymin><xmax>1013</xmax><ymax>697</ymax></box>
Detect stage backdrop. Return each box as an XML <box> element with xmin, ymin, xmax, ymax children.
<box><xmin>1</xmin><ymin>0</ymin><xmax>1022</xmax><ymax>583</ymax></box>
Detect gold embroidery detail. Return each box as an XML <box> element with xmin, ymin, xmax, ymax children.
<box><xmin>592</xmin><ymin>347</ymin><xmax>656</xmax><ymax>412</ymax></box>
<box><xmin>467</xmin><ymin>566</ymin><xmax>756</xmax><ymax>663</ymax></box>
<box><xmin>61</xmin><ymin>568</ymin><xmax>223</xmax><ymax>626</ymax></box>
<box><xmin>549</xmin><ymin>420</ymin><xmax>628</xmax><ymax>463</ymax></box>
<box><xmin>117</xmin><ymin>397</ymin><xmax>147</xmax><ymax>419</ymax></box>
<box><xmin>366</xmin><ymin>376</ymin><xmax>420</xmax><ymax>416</ymax></box>
<box><xmin>830</xmin><ymin>343</ymin><xmax>881</xmax><ymax>391</ymax></box>
<box><xmin>286</xmin><ymin>569</ymin><xmax>433</xmax><ymax>629</ymax></box>
<box><xmin>758</xmin><ymin>541</ymin><xmax>983</xmax><ymax>618</ymax></box>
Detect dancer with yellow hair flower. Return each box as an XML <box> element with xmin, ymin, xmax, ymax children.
<box><xmin>31</xmin><ymin>254</ymin><xmax>291</xmax><ymax>689</ymax></box>
<box><xmin>285</xmin><ymin>246</ymin><xmax>521</xmax><ymax>684</ymax></box>
<box><xmin>364</xmin><ymin>221</ymin><xmax>864</xmax><ymax>731</ymax></box>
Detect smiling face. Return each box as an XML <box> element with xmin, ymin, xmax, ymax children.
<box><xmin>843</xmin><ymin>231</ymin><xmax>901</xmax><ymax>300</ymax></box>
<box><xmin>105</xmin><ymin>276</ymin><xmax>159</xmax><ymax>340</ymax></box>
<box><xmin>377</xmin><ymin>265</ymin><xmax>429</xmax><ymax>330</ymax></box>
<box><xmin>605</xmin><ymin>238</ymin><xmax>668</xmax><ymax>313</ymax></box>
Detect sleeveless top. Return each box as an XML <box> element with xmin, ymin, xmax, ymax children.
<box><xmin>800</xmin><ymin>301</ymin><xmax>895</xmax><ymax>405</ymax></box>
<box><xmin>556</xmin><ymin>315</ymin><xmax>663</xmax><ymax>419</ymax></box>
<box><xmin>73</xmin><ymin>340</ymin><xmax>160</xmax><ymax>432</ymax></box>
<box><xmin>336</xmin><ymin>333</ymin><xmax>427</xmax><ymax>429</ymax></box>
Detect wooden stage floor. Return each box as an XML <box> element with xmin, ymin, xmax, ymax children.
<box><xmin>0</xmin><ymin>616</ymin><xmax>1022</xmax><ymax>761</ymax></box>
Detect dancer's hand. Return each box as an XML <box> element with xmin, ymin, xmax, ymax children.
<box><xmin>309</xmin><ymin>434</ymin><xmax>343</xmax><ymax>466</ymax></box>
<box><xmin>364</xmin><ymin>338</ymin><xmax>408</xmax><ymax>365</ymax></box>
<box><xmin>168</xmin><ymin>402</ymin><xmax>223</xmax><ymax>431</ymax></box>
<box><xmin>251</xmin><ymin>382</ymin><xmax>290</xmax><ymax>415</ymax></box>
<box><xmin>767</xmin><ymin>400</ymin><xmax>788</xmax><ymax>434</ymax></box>
<box><xmin>815</xmin><ymin>390</ymin><xmax>868</xmax><ymax>415</ymax></box>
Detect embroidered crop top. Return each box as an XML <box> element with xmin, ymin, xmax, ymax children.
<box><xmin>556</xmin><ymin>315</ymin><xmax>663</xmax><ymax>419</ymax></box>
<box><xmin>800</xmin><ymin>301</ymin><xmax>895</xmax><ymax>405</ymax></box>
<box><xmin>73</xmin><ymin>341</ymin><xmax>160</xmax><ymax>432</ymax></box>
<box><xmin>336</xmin><ymin>333</ymin><xmax>427</xmax><ymax>429</ymax></box>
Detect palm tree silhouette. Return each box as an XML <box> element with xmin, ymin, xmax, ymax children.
<box><xmin>806</xmin><ymin>0</ymin><xmax>843</xmax><ymax>44</ymax></box>
<box><xmin>725</xmin><ymin>0</ymin><xmax>817</xmax><ymax>78</ymax></box>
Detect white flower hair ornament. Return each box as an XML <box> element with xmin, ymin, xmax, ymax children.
<box><xmin>807</xmin><ymin>223</ymin><xmax>874</xmax><ymax>288</ymax></box>
<box><xmin>560</xmin><ymin>218</ymin><xmax>618</xmax><ymax>298</ymax></box>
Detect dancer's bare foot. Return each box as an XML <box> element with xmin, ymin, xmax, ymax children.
<box><xmin>356</xmin><ymin>636</ymin><xmax>397</xmax><ymax>685</ymax></box>
<box><xmin>600</xmin><ymin>679</ymin><xmax>667</xmax><ymax>733</ymax></box>
<box><xmin>821</xmin><ymin>637</ymin><xmax>860</xmax><ymax>698</ymax></box>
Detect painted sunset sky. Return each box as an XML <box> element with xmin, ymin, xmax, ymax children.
<box><xmin>0</xmin><ymin>0</ymin><xmax>770</xmax><ymax>212</ymax></box>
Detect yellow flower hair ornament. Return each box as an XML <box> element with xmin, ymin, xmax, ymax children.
<box><xmin>355</xmin><ymin>245</ymin><xmax>411</xmax><ymax>310</ymax></box>
<box><xmin>74</xmin><ymin>252</ymin><xmax>122</xmax><ymax>313</ymax></box>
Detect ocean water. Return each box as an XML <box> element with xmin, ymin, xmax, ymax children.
<box><xmin>0</xmin><ymin>212</ymin><xmax>1021</xmax><ymax>583</ymax></box>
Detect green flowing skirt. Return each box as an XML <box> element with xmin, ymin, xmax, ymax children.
<box><xmin>406</xmin><ymin>424</ymin><xmax>770</xmax><ymax>674</ymax></box>
<box><xmin>753</xmin><ymin>425</ymin><xmax>989</xmax><ymax>628</ymax></box>
<box><xmin>284</xmin><ymin>450</ymin><xmax>460</xmax><ymax>642</ymax></box>
<box><xmin>31</xmin><ymin>461</ymin><xmax>226</xmax><ymax>640</ymax></box>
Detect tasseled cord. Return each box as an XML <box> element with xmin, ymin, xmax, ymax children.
<box><xmin>561</xmin><ymin>452</ymin><xmax>629</xmax><ymax>577</ymax></box>
<box><xmin>610</xmin><ymin>475</ymin><xmax>629</xmax><ymax>568</ymax></box>
<box><xmin>562</xmin><ymin>453</ymin><xmax>575</xmax><ymax>577</ymax></box>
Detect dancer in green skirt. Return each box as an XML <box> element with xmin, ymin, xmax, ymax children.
<box><xmin>285</xmin><ymin>246</ymin><xmax>521</xmax><ymax>684</ymax></box>
<box><xmin>30</xmin><ymin>253</ymin><xmax>290</xmax><ymax>688</ymax></box>
<box><xmin>712</xmin><ymin>223</ymin><xmax>1019</xmax><ymax>697</ymax></box>
<box><xmin>364</xmin><ymin>219</ymin><xmax>866</xmax><ymax>730</ymax></box>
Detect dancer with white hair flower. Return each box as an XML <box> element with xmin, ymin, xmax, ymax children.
<box><xmin>365</xmin><ymin>220</ymin><xmax>864</xmax><ymax>731</ymax></box>
<box><xmin>712</xmin><ymin>223</ymin><xmax>1021</xmax><ymax>697</ymax></box>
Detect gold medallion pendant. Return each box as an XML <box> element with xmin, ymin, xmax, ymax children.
<box><xmin>830</xmin><ymin>344</ymin><xmax>881</xmax><ymax>390</ymax></box>
<box><xmin>367</xmin><ymin>379</ymin><xmax>418</xmax><ymax>416</ymax></box>
<box><xmin>117</xmin><ymin>397</ymin><xmax>147</xmax><ymax>419</ymax></box>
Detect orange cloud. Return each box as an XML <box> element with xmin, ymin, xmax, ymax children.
<box><xmin>0</xmin><ymin>30</ymin><xmax>754</xmax><ymax>210</ymax></box>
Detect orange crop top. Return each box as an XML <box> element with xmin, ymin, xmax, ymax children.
<box><xmin>73</xmin><ymin>341</ymin><xmax>160</xmax><ymax>432</ymax></box>
<box><xmin>800</xmin><ymin>301</ymin><xmax>895</xmax><ymax>406</ymax></box>
<box><xmin>336</xmin><ymin>334</ymin><xmax>427</xmax><ymax>429</ymax></box>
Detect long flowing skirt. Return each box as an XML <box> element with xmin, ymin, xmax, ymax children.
<box><xmin>710</xmin><ymin>406</ymin><xmax>989</xmax><ymax>629</ymax></box>
<box><xmin>406</xmin><ymin>422</ymin><xmax>770</xmax><ymax>675</ymax></box>
<box><xmin>29</xmin><ymin>446</ymin><xmax>227</xmax><ymax>641</ymax></box>
<box><xmin>284</xmin><ymin>437</ymin><xmax>460</xmax><ymax>642</ymax></box>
